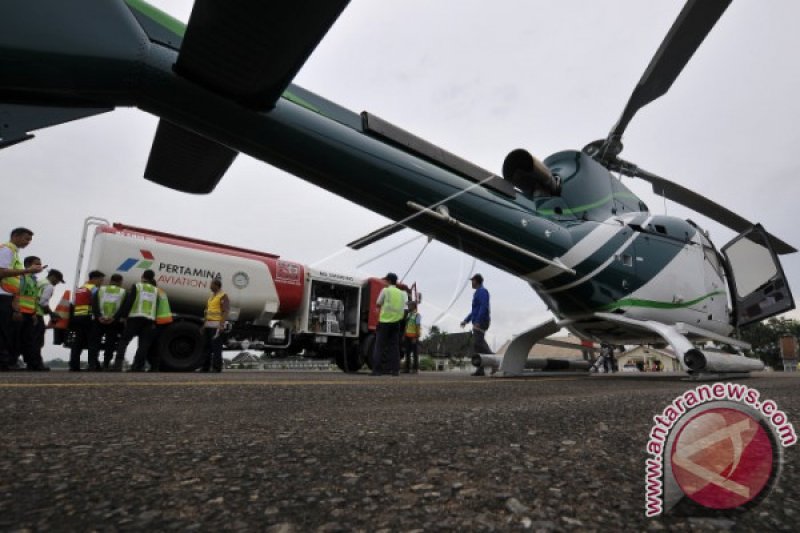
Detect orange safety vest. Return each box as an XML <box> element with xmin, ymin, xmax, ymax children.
<box><xmin>0</xmin><ymin>242</ymin><xmax>22</xmax><ymax>295</ymax></box>
<box><xmin>73</xmin><ymin>283</ymin><xmax>96</xmax><ymax>317</ymax></box>
<box><xmin>404</xmin><ymin>311</ymin><xmax>421</xmax><ymax>338</ymax></box>
<box><xmin>52</xmin><ymin>290</ymin><xmax>71</xmax><ymax>329</ymax></box>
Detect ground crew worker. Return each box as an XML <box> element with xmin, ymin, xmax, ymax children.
<box><xmin>0</xmin><ymin>228</ymin><xmax>41</xmax><ymax>371</ymax></box>
<box><xmin>371</xmin><ymin>272</ymin><xmax>407</xmax><ymax>376</ymax></box>
<box><xmin>148</xmin><ymin>284</ymin><xmax>173</xmax><ymax>371</ymax></box>
<box><xmin>69</xmin><ymin>270</ymin><xmax>105</xmax><ymax>371</ymax></box>
<box><xmin>113</xmin><ymin>269</ymin><xmax>159</xmax><ymax>372</ymax></box>
<box><xmin>30</xmin><ymin>268</ymin><xmax>64</xmax><ymax>371</ymax></box>
<box><xmin>17</xmin><ymin>256</ymin><xmax>49</xmax><ymax>371</ymax></box>
<box><xmin>201</xmin><ymin>278</ymin><xmax>229</xmax><ymax>373</ymax></box>
<box><xmin>90</xmin><ymin>273</ymin><xmax>126</xmax><ymax>370</ymax></box>
<box><xmin>402</xmin><ymin>301</ymin><xmax>422</xmax><ymax>373</ymax></box>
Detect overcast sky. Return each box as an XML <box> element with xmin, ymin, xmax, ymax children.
<box><xmin>4</xmin><ymin>0</ymin><xmax>800</xmax><ymax>359</ymax></box>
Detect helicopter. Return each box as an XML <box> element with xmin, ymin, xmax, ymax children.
<box><xmin>0</xmin><ymin>0</ymin><xmax>795</xmax><ymax>377</ymax></box>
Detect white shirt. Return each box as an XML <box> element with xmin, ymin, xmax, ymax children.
<box><xmin>38</xmin><ymin>283</ymin><xmax>55</xmax><ymax>309</ymax></box>
<box><xmin>0</xmin><ymin>246</ymin><xmax>15</xmax><ymax>296</ymax></box>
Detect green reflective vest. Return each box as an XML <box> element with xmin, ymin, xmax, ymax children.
<box><xmin>129</xmin><ymin>283</ymin><xmax>158</xmax><ymax>320</ymax></box>
<box><xmin>18</xmin><ymin>274</ymin><xmax>38</xmax><ymax>314</ymax></box>
<box><xmin>97</xmin><ymin>285</ymin><xmax>126</xmax><ymax>319</ymax></box>
<box><xmin>379</xmin><ymin>286</ymin><xmax>406</xmax><ymax>323</ymax></box>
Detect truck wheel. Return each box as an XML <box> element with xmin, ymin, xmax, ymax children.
<box><xmin>334</xmin><ymin>340</ymin><xmax>363</xmax><ymax>373</ymax></box>
<box><xmin>157</xmin><ymin>322</ymin><xmax>205</xmax><ymax>372</ymax></box>
<box><xmin>361</xmin><ymin>333</ymin><xmax>375</xmax><ymax>371</ymax></box>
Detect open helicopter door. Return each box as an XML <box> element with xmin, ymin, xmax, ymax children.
<box><xmin>721</xmin><ymin>224</ymin><xmax>795</xmax><ymax>327</ymax></box>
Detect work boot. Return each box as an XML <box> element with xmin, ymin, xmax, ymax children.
<box><xmin>471</xmin><ymin>367</ymin><xmax>486</xmax><ymax>377</ymax></box>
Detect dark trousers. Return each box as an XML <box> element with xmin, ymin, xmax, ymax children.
<box><xmin>0</xmin><ymin>295</ymin><xmax>14</xmax><ymax>368</ymax></box>
<box><xmin>202</xmin><ymin>328</ymin><xmax>224</xmax><ymax>372</ymax></box>
<box><xmin>372</xmin><ymin>320</ymin><xmax>402</xmax><ymax>375</ymax></box>
<box><xmin>18</xmin><ymin>313</ymin><xmax>45</xmax><ymax>370</ymax></box>
<box><xmin>69</xmin><ymin>317</ymin><xmax>92</xmax><ymax>371</ymax></box>
<box><xmin>116</xmin><ymin>317</ymin><xmax>157</xmax><ymax>371</ymax></box>
<box><xmin>89</xmin><ymin>321</ymin><xmax>123</xmax><ymax>368</ymax></box>
<box><xmin>471</xmin><ymin>323</ymin><xmax>493</xmax><ymax>355</ymax></box>
<box><xmin>403</xmin><ymin>337</ymin><xmax>419</xmax><ymax>371</ymax></box>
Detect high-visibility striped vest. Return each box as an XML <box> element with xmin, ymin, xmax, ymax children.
<box><xmin>73</xmin><ymin>283</ymin><xmax>96</xmax><ymax>317</ymax></box>
<box><xmin>97</xmin><ymin>285</ymin><xmax>126</xmax><ymax>319</ymax></box>
<box><xmin>205</xmin><ymin>291</ymin><xmax>227</xmax><ymax>322</ymax></box>
<box><xmin>404</xmin><ymin>311</ymin><xmax>421</xmax><ymax>338</ymax></box>
<box><xmin>35</xmin><ymin>278</ymin><xmax>50</xmax><ymax>316</ymax></box>
<box><xmin>155</xmin><ymin>288</ymin><xmax>173</xmax><ymax>325</ymax></box>
<box><xmin>0</xmin><ymin>242</ymin><xmax>22</xmax><ymax>295</ymax></box>
<box><xmin>129</xmin><ymin>283</ymin><xmax>158</xmax><ymax>320</ymax></box>
<box><xmin>18</xmin><ymin>274</ymin><xmax>38</xmax><ymax>314</ymax></box>
<box><xmin>379</xmin><ymin>286</ymin><xmax>406</xmax><ymax>323</ymax></box>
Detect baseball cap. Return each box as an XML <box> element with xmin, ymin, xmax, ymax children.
<box><xmin>48</xmin><ymin>269</ymin><xmax>64</xmax><ymax>283</ymax></box>
<box><xmin>383</xmin><ymin>272</ymin><xmax>398</xmax><ymax>283</ymax></box>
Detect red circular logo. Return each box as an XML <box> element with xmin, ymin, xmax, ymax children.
<box><xmin>670</xmin><ymin>407</ymin><xmax>774</xmax><ymax>509</ymax></box>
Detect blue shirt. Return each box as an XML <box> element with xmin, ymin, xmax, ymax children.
<box><xmin>464</xmin><ymin>285</ymin><xmax>490</xmax><ymax>325</ymax></box>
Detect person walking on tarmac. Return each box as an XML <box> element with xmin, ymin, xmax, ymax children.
<box><xmin>402</xmin><ymin>301</ymin><xmax>422</xmax><ymax>374</ymax></box>
<box><xmin>460</xmin><ymin>273</ymin><xmax>493</xmax><ymax>377</ymax></box>
<box><xmin>114</xmin><ymin>269</ymin><xmax>165</xmax><ymax>372</ymax></box>
<box><xmin>0</xmin><ymin>228</ymin><xmax>42</xmax><ymax>371</ymax></box>
<box><xmin>371</xmin><ymin>272</ymin><xmax>407</xmax><ymax>376</ymax></box>
<box><xmin>90</xmin><ymin>273</ymin><xmax>126</xmax><ymax>370</ymax></box>
<box><xmin>201</xmin><ymin>278</ymin><xmax>229</xmax><ymax>373</ymax></box>
<box><xmin>69</xmin><ymin>270</ymin><xmax>105</xmax><ymax>371</ymax></box>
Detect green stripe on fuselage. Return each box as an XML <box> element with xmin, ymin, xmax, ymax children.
<box><xmin>538</xmin><ymin>192</ymin><xmax>640</xmax><ymax>216</ymax></box>
<box><xmin>597</xmin><ymin>290</ymin><xmax>726</xmax><ymax>311</ymax></box>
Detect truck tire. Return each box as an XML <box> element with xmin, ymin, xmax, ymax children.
<box><xmin>334</xmin><ymin>340</ymin><xmax>363</xmax><ymax>373</ymax></box>
<box><xmin>157</xmin><ymin>322</ymin><xmax>205</xmax><ymax>372</ymax></box>
<box><xmin>361</xmin><ymin>332</ymin><xmax>375</xmax><ymax>371</ymax></box>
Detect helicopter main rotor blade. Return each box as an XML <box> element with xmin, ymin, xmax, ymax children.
<box><xmin>596</xmin><ymin>0</ymin><xmax>731</xmax><ymax>159</ymax></box>
<box><xmin>629</xmin><ymin>164</ymin><xmax>796</xmax><ymax>255</ymax></box>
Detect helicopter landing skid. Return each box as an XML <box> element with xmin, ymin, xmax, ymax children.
<box><xmin>593</xmin><ymin>313</ymin><xmax>763</xmax><ymax>376</ymax></box>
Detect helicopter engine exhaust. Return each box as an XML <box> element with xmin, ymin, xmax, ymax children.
<box><xmin>472</xmin><ymin>354</ymin><xmax>590</xmax><ymax>372</ymax></box>
<box><xmin>502</xmin><ymin>149</ymin><xmax>560</xmax><ymax>198</ymax></box>
<box><xmin>683</xmin><ymin>349</ymin><xmax>765</xmax><ymax>374</ymax></box>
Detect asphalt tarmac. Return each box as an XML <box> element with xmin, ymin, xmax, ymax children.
<box><xmin>1</xmin><ymin>370</ymin><xmax>798</xmax><ymax>532</ymax></box>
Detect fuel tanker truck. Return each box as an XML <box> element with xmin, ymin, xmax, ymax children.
<box><xmin>64</xmin><ymin>218</ymin><xmax>418</xmax><ymax>372</ymax></box>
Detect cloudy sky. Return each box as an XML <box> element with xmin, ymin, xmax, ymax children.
<box><xmin>4</xmin><ymin>0</ymin><xmax>800</xmax><ymax>359</ymax></box>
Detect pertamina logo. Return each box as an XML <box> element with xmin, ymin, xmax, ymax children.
<box><xmin>116</xmin><ymin>250</ymin><xmax>154</xmax><ymax>272</ymax></box>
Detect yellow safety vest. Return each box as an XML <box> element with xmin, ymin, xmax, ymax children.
<box><xmin>379</xmin><ymin>286</ymin><xmax>405</xmax><ymax>323</ymax></box>
<box><xmin>97</xmin><ymin>285</ymin><xmax>126</xmax><ymax>319</ymax></box>
<box><xmin>155</xmin><ymin>288</ymin><xmax>173</xmax><ymax>325</ymax></box>
<box><xmin>404</xmin><ymin>311</ymin><xmax>420</xmax><ymax>338</ymax></box>
<box><xmin>205</xmin><ymin>291</ymin><xmax>227</xmax><ymax>322</ymax></box>
<box><xmin>0</xmin><ymin>242</ymin><xmax>22</xmax><ymax>294</ymax></box>
<box><xmin>18</xmin><ymin>274</ymin><xmax>38</xmax><ymax>314</ymax></box>
<box><xmin>129</xmin><ymin>283</ymin><xmax>158</xmax><ymax>320</ymax></box>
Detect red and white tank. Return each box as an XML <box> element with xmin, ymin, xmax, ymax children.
<box><xmin>87</xmin><ymin>224</ymin><xmax>305</xmax><ymax>323</ymax></box>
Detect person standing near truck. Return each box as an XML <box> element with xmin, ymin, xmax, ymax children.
<box><xmin>114</xmin><ymin>269</ymin><xmax>159</xmax><ymax>372</ymax></box>
<box><xmin>402</xmin><ymin>301</ymin><xmax>422</xmax><ymax>374</ymax></box>
<box><xmin>91</xmin><ymin>273</ymin><xmax>126</xmax><ymax>370</ymax></box>
<box><xmin>371</xmin><ymin>272</ymin><xmax>406</xmax><ymax>376</ymax></box>
<box><xmin>201</xmin><ymin>278</ymin><xmax>229</xmax><ymax>373</ymax></box>
<box><xmin>69</xmin><ymin>269</ymin><xmax>105</xmax><ymax>371</ymax></box>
